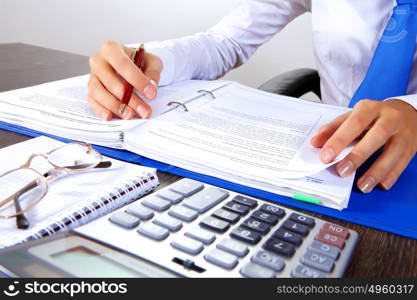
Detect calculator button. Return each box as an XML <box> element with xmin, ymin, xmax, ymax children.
<box><xmin>301</xmin><ymin>250</ymin><xmax>335</xmax><ymax>273</ymax></box>
<box><xmin>109</xmin><ymin>212</ymin><xmax>140</xmax><ymax>229</ymax></box>
<box><xmin>232</xmin><ymin>195</ymin><xmax>258</xmax><ymax>208</ymax></box>
<box><xmin>153</xmin><ymin>214</ymin><xmax>183</xmax><ymax>232</ymax></box>
<box><xmin>321</xmin><ymin>223</ymin><xmax>350</xmax><ymax>239</ymax></box>
<box><xmin>183</xmin><ymin>188</ymin><xmax>229</xmax><ymax>213</ymax></box>
<box><xmin>241</xmin><ymin>218</ymin><xmax>270</xmax><ymax>235</ymax></box>
<box><xmin>291</xmin><ymin>264</ymin><xmax>327</xmax><ymax>278</ymax></box>
<box><xmin>310</xmin><ymin>241</ymin><xmax>340</xmax><ymax>260</ymax></box>
<box><xmin>316</xmin><ymin>231</ymin><xmax>345</xmax><ymax>249</ymax></box>
<box><xmin>171</xmin><ymin>236</ymin><xmax>204</xmax><ymax>255</ymax></box>
<box><xmin>230</xmin><ymin>227</ymin><xmax>261</xmax><ymax>245</ymax></box>
<box><xmin>289</xmin><ymin>213</ymin><xmax>315</xmax><ymax>228</ymax></box>
<box><xmin>204</xmin><ymin>249</ymin><xmax>238</xmax><ymax>270</ymax></box>
<box><xmin>142</xmin><ymin>196</ymin><xmax>171</xmax><ymax>212</ymax></box>
<box><xmin>125</xmin><ymin>204</ymin><xmax>154</xmax><ymax>220</ymax></box>
<box><xmin>259</xmin><ymin>204</ymin><xmax>285</xmax><ymax>218</ymax></box>
<box><xmin>251</xmin><ymin>210</ymin><xmax>278</xmax><ymax>225</ymax></box>
<box><xmin>199</xmin><ymin>216</ymin><xmax>230</xmax><ymax>233</ymax></box>
<box><xmin>274</xmin><ymin>228</ymin><xmax>303</xmax><ymax>246</ymax></box>
<box><xmin>168</xmin><ymin>205</ymin><xmax>198</xmax><ymax>222</ymax></box>
<box><xmin>251</xmin><ymin>250</ymin><xmax>285</xmax><ymax>272</ymax></box>
<box><xmin>212</xmin><ymin>208</ymin><xmax>240</xmax><ymax>224</ymax></box>
<box><xmin>137</xmin><ymin>223</ymin><xmax>169</xmax><ymax>241</ymax></box>
<box><xmin>185</xmin><ymin>227</ymin><xmax>216</xmax><ymax>245</ymax></box>
<box><xmin>223</xmin><ymin>201</ymin><xmax>250</xmax><ymax>215</ymax></box>
<box><xmin>169</xmin><ymin>179</ymin><xmax>204</xmax><ymax>197</ymax></box>
<box><xmin>240</xmin><ymin>263</ymin><xmax>275</xmax><ymax>278</ymax></box>
<box><xmin>217</xmin><ymin>238</ymin><xmax>249</xmax><ymax>257</ymax></box>
<box><xmin>264</xmin><ymin>238</ymin><xmax>295</xmax><ymax>257</ymax></box>
<box><xmin>157</xmin><ymin>190</ymin><xmax>184</xmax><ymax>204</ymax></box>
<box><xmin>282</xmin><ymin>220</ymin><xmax>310</xmax><ymax>237</ymax></box>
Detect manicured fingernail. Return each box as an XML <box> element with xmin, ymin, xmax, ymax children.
<box><xmin>358</xmin><ymin>176</ymin><xmax>376</xmax><ymax>193</ymax></box>
<box><xmin>136</xmin><ymin>105</ymin><xmax>151</xmax><ymax>119</ymax></box>
<box><xmin>99</xmin><ymin>110</ymin><xmax>109</xmax><ymax>121</ymax></box>
<box><xmin>143</xmin><ymin>81</ymin><xmax>156</xmax><ymax>99</ymax></box>
<box><xmin>381</xmin><ymin>177</ymin><xmax>394</xmax><ymax>190</ymax></box>
<box><xmin>337</xmin><ymin>160</ymin><xmax>354</xmax><ymax>177</ymax></box>
<box><xmin>321</xmin><ymin>147</ymin><xmax>335</xmax><ymax>163</ymax></box>
<box><xmin>122</xmin><ymin>108</ymin><xmax>133</xmax><ymax>120</ymax></box>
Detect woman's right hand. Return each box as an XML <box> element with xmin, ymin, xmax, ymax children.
<box><xmin>88</xmin><ymin>41</ymin><xmax>163</xmax><ymax>120</ymax></box>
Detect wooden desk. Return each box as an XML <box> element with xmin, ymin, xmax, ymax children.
<box><xmin>1</xmin><ymin>43</ymin><xmax>416</xmax><ymax>277</ymax></box>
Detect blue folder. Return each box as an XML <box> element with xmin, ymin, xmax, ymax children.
<box><xmin>1</xmin><ymin>120</ymin><xmax>416</xmax><ymax>239</ymax></box>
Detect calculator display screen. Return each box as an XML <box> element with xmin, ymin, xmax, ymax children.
<box><xmin>52</xmin><ymin>246</ymin><xmax>142</xmax><ymax>277</ymax></box>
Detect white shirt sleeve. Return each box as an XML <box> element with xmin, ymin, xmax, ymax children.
<box><xmin>145</xmin><ymin>0</ymin><xmax>309</xmax><ymax>86</ymax></box>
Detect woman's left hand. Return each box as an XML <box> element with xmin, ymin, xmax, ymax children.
<box><xmin>311</xmin><ymin>99</ymin><xmax>417</xmax><ymax>193</ymax></box>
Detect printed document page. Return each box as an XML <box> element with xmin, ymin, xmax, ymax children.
<box><xmin>0</xmin><ymin>75</ymin><xmax>229</xmax><ymax>146</ymax></box>
<box><xmin>126</xmin><ymin>83</ymin><xmax>352</xmax><ymax>181</ymax></box>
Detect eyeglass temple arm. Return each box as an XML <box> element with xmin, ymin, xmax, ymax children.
<box><xmin>0</xmin><ymin>179</ymin><xmax>40</xmax><ymax>209</ymax></box>
<box><xmin>14</xmin><ymin>197</ymin><xmax>29</xmax><ymax>229</ymax></box>
<box><xmin>63</xmin><ymin>160</ymin><xmax>112</xmax><ymax>170</ymax></box>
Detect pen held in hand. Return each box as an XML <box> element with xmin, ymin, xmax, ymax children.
<box><xmin>119</xmin><ymin>44</ymin><xmax>145</xmax><ymax>115</ymax></box>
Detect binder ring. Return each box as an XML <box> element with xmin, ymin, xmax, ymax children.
<box><xmin>167</xmin><ymin>101</ymin><xmax>189</xmax><ymax>112</ymax></box>
<box><xmin>198</xmin><ymin>89</ymin><xmax>216</xmax><ymax>99</ymax></box>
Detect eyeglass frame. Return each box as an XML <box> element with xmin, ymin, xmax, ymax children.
<box><xmin>0</xmin><ymin>142</ymin><xmax>107</xmax><ymax>220</ymax></box>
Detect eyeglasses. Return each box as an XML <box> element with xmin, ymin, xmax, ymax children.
<box><xmin>0</xmin><ymin>142</ymin><xmax>111</xmax><ymax>229</ymax></box>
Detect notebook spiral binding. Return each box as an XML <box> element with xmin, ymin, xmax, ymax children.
<box><xmin>26</xmin><ymin>172</ymin><xmax>159</xmax><ymax>242</ymax></box>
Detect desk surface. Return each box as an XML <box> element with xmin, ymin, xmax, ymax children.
<box><xmin>1</xmin><ymin>43</ymin><xmax>416</xmax><ymax>277</ymax></box>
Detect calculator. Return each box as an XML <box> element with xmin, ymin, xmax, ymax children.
<box><xmin>0</xmin><ymin>178</ymin><xmax>359</xmax><ymax>278</ymax></box>
<box><xmin>76</xmin><ymin>178</ymin><xmax>359</xmax><ymax>278</ymax></box>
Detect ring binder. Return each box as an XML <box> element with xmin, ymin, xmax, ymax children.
<box><xmin>197</xmin><ymin>89</ymin><xmax>216</xmax><ymax>99</ymax></box>
<box><xmin>167</xmin><ymin>101</ymin><xmax>189</xmax><ymax>112</ymax></box>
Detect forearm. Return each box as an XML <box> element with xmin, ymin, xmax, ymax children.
<box><xmin>146</xmin><ymin>0</ymin><xmax>309</xmax><ymax>86</ymax></box>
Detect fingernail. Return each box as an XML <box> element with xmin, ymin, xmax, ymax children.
<box><xmin>321</xmin><ymin>147</ymin><xmax>335</xmax><ymax>163</ymax></box>
<box><xmin>99</xmin><ymin>110</ymin><xmax>109</xmax><ymax>121</ymax></box>
<box><xmin>337</xmin><ymin>160</ymin><xmax>354</xmax><ymax>177</ymax></box>
<box><xmin>136</xmin><ymin>105</ymin><xmax>151</xmax><ymax>119</ymax></box>
<box><xmin>358</xmin><ymin>176</ymin><xmax>376</xmax><ymax>193</ymax></box>
<box><xmin>143</xmin><ymin>81</ymin><xmax>156</xmax><ymax>99</ymax></box>
<box><xmin>122</xmin><ymin>108</ymin><xmax>133</xmax><ymax>120</ymax></box>
<box><xmin>381</xmin><ymin>177</ymin><xmax>394</xmax><ymax>190</ymax></box>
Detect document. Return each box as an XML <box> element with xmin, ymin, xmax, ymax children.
<box><xmin>0</xmin><ymin>76</ymin><xmax>355</xmax><ymax>209</ymax></box>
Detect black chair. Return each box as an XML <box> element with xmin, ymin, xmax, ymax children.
<box><xmin>258</xmin><ymin>68</ymin><xmax>321</xmax><ymax>100</ymax></box>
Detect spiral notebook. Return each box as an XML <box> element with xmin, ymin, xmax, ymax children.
<box><xmin>0</xmin><ymin>136</ymin><xmax>159</xmax><ymax>249</ymax></box>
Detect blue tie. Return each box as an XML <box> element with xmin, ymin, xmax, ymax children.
<box><xmin>349</xmin><ymin>0</ymin><xmax>417</xmax><ymax>107</ymax></box>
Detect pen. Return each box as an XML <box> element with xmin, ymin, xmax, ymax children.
<box><xmin>119</xmin><ymin>44</ymin><xmax>145</xmax><ymax>115</ymax></box>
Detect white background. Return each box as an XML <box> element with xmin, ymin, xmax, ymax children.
<box><xmin>1</xmin><ymin>0</ymin><xmax>315</xmax><ymax>87</ymax></box>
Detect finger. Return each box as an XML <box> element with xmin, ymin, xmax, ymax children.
<box><xmin>87</xmin><ymin>95</ymin><xmax>113</xmax><ymax>121</ymax></box>
<box><xmin>335</xmin><ymin>117</ymin><xmax>396</xmax><ymax>177</ymax></box>
<box><xmin>379</xmin><ymin>154</ymin><xmax>412</xmax><ymax>191</ymax></box>
<box><xmin>90</xmin><ymin>53</ymin><xmax>127</xmax><ymax>100</ymax></box>
<box><xmin>356</xmin><ymin>137</ymin><xmax>411</xmax><ymax>193</ymax></box>
<box><xmin>128</xmin><ymin>93</ymin><xmax>153</xmax><ymax>119</ymax></box>
<box><xmin>143</xmin><ymin>53</ymin><xmax>162</xmax><ymax>85</ymax></box>
<box><xmin>88</xmin><ymin>75</ymin><xmax>135</xmax><ymax>120</ymax></box>
<box><xmin>310</xmin><ymin>113</ymin><xmax>350</xmax><ymax>148</ymax></box>
<box><xmin>90</xmin><ymin>55</ymin><xmax>152</xmax><ymax>118</ymax></box>
<box><xmin>320</xmin><ymin>100</ymin><xmax>380</xmax><ymax>163</ymax></box>
<box><xmin>101</xmin><ymin>41</ymin><xmax>157</xmax><ymax>100</ymax></box>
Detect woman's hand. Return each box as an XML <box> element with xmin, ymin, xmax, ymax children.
<box><xmin>311</xmin><ymin>99</ymin><xmax>417</xmax><ymax>193</ymax></box>
<box><xmin>88</xmin><ymin>41</ymin><xmax>163</xmax><ymax>120</ymax></box>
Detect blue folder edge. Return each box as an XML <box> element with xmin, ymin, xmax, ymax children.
<box><xmin>1</xmin><ymin>120</ymin><xmax>416</xmax><ymax>240</ymax></box>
